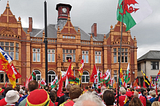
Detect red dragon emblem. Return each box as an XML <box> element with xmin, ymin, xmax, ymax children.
<box><xmin>118</xmin><ymin>0</ymin><xmax>139</xmax><ymax>15</ymax></box>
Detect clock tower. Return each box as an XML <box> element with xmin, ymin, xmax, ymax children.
<box><xmin>56</xmin><ymin>3</ymin><xmax>72</xmax><ymax>30</ymax></box>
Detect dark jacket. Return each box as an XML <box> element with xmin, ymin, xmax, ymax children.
<box><xmin>58</xmin><ymin>93</ymin><xmax>70</xmax><ymax>106</ymax></box>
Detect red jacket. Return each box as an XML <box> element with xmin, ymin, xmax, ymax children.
<box><xmin>139</xmin><ymin>95</ymin><xmax>146</xmax><ymax>106</ymax></box>
<box><xmin>119</xmin><ymin>95</ymin><xmax>126</xmax><ymax>106</ymax></box>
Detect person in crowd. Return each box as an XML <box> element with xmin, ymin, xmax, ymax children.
<box><xmin>129</xmin><ymin>97</ymin><xmax>142</xmax><ymax>106</ymax></box>
<box><xmin>154</xmin><ymin>92</ymin><xmax>160</xmax><ymax>101</ymax></box>
<box><xmin>49</xmin><ymin>90</ymin><xmax>57</xmax><ymax>106</ymax></box>
<box><xmin>0</xmin><ymin>89</ymin><xmax>20</xmax><ymax>106</ymax></box>
<box><xmin>74</xmin><ymin>91</ymin><xmax>104</xmax><ymax>106</ymax></box>
<box><xmin>151</xmin><ymin>101</ymin><xmax>160</xmax><ymax>106</ymax></box>
<box><xmin>134</xmin><ymin>88</ymin><xmax>146</xmax><ymax>106</ymax></box>
<box><xmin>18</xmin><ymin>80</ymin><xmax>39</xmax><ymax>106</ymax></box>
<box><xmin>19</xmin><ymin>89</ymin><xmax>24</xmax><ymax>97</ymax></box>
<box><xmin>147</xmin><ymin>90</ymin><xmax>153</xmax><ymax>100</ymax></box>
<box><xmin>58</xmin><ymin>84</ymin><xmax>72</xmax><ymax>106</ymax></box>
<box><xmin>25</xmin><ymin>89</ymin><xmax>54</xmax><ymax>106</ymax></box>
<box><xmin>60</xmin><ymin>85</ymin><xmax>82</xmax><ymax>106</ymax></box>
<box><xmin>18</xmin><ymin>89</ymin><xmax>28</xmax><ymax>104</ymax></box>
<box><xmin>150</xmin><ymin>90</ymin><xmax>156</xmax><ymax>104</ymax></box>
<box><xmin>103</xmin><ymin>89</ymin><xmax>115</xmax><ymax>106</ymax></box>
<box><xmin>119</xmin><ymin>87</ymin><xmax>126</xmax><ymax>106</ymax></box>
<box><xmin>124</xmin><ymin>91</ymin><xmax>133</xmax><ymax>106</ymax></box>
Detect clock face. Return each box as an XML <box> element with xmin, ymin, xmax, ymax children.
<box><xmin>62</xmin><ymin>8</ymin><xmax>67</xmax><ymax>13</ymax></box>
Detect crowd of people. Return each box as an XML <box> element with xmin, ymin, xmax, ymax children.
<box><xmin>0</xmin><ymin>81</ymin><xmax>160</xmax><ymax>106</ymax></box>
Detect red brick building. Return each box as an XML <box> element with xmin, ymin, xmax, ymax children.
<box><xmin>0</xmin><ymin>2</ymin><xmax>137</xmax><ymax>87</ymax></box>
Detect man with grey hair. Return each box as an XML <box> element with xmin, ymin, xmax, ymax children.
<box><xmin>74</xmin><ymin>92</ymin><xmax>104</xmax><ymax>106</ymax></box>
<box><xmin>119</xmin><ymin>87</ymin><xmax>126</xmax><ymax>106</ymax></box>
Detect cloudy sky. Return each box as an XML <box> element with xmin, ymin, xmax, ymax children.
<box><xmin>0</xmin><ymin>0</ymin><xmax>159</xmax><ymax>58</ymax></box>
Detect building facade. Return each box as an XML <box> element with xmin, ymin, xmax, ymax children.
<box><xmin>0</xmin><ymin>2</ymin><xmax>137</xmax><ymax>87</ymax></box>
<box><xmin>137</xmin><ymin>50</ymin><xmax>160</xmax><ymax>86</ymax></box>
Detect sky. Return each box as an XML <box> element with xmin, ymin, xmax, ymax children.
<box><xmin>0</xmin><ymin>0</ymin><xmax>159</xmax><ymax>59</ymax></box>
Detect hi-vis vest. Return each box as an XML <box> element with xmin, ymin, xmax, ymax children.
<box><xmin>59</xmin><ymin>99</ymin><xmax>74</xmax><ymax>106</ymax></box>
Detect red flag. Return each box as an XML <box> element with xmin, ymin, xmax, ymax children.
<box><xmin>90</xmin><ymin>65</ymin><xmax>97</xmax><ymax>83</ymax></box>
<box><xmin>143</xmin><ymin>81</ymin><xmax>147</xmax><ymax>88</ymax></box>
<box><xmin>57</xmin><ymin>76</ymin><xmax>63</xmax><ymax>97</ymax></box>
<box><xmin>10</xmin><ymin>63</ymin><xmax>21</xmax><ymax>79</ymax></box>
<box><xmin>4</xmin><ymin>81</ymin><xmax>7</xmax><ymax>87</ymax></box>
<box><xmin>66</xmin><ymin>63</ymin><xmax>73</xmax><ymax>77</ymax></box>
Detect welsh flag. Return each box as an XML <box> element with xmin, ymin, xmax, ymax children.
<box><xmin>40</xmin><ymin>79</ymin><xmax>46</xmax><ymax>87</ymax></box>
<box><xmin>103</xmin><ymin>69</ymin><xmax>111</xmax><ymax>84</ymax></box>
<box><xmin>124</xmin><ymin>63</ymin><xmax>130</xmax><ymax>87</ymax></box>
<box><xmin>51</xmin><ymin>75</ymin><xmax>58</xmax><ymax>89</ymax></box>
<box><xmin>117</xmin><ymin>0</ymin><xmax>152</xmax><ymax>31</ymax></box>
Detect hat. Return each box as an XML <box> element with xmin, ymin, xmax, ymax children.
<box><xmin>26</xmin><ymin>89</ymin><xmax>54</xmax><ymax>106</ymax></box>
<box><xmin>136</xmin><ymin>86</ymin><xmax>141</xmax><ymax>89</ymax></box>
<box><xmin>5</xmin><ymin>90</ymin><xmax>20</xmax><ymax>103</ymax></box>
<box><xmin>126</xmin><ymin>91</ymin><xmax>132</xmax><ymax>97</ymax></box>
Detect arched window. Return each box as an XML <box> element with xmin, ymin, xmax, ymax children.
<box><xmin>82</xmin><ymin>71</ymin><xmax>89</xmax><ymax>83</ymax></box>
<box><xmin>48</xmin><ymin>70</ymin><xmax>56</xmax><ymax>83</ymax></box>
<box><xmin>34</xmin><ymin>70</ymin><xmax>41</xmax><ymax>81</ymax></box>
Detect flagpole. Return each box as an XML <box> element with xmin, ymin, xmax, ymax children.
<box><xmin>44</xmin><ymin>1</ymin><xmax>48</xmax><ymax>86</ymax></box>
<box><xmin>117</xmin><ymin>0</ymin><xmax>125</xmax><ymax>106</ymax></box>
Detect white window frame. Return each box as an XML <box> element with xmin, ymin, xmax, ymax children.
<box><xmin>81</xmin><ymin>71</ymin><xmax>89</xmax><ymax>83</ymax></box>
<box><xmin>48</xmin><ymin>70</ymin><xmax>56</xmax><ymax>83</ymax></box>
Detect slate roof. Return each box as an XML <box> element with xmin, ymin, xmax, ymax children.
<box><xmin>23</xmin><ymin>24</ymin><xmax>104</xmax><ymax>41</ymax></box>
<box><xmin>23</xmin><ymin>28</ymin><xmax>41</xmax><ymax>37</ymax></box>
<box><xmin>138</xmin><ymin>50</ymin><xmax>160</xmax><ymax>61</ymax></box>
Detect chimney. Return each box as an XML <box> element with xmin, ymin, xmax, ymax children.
<box><xmin>91</xmin><ymin>23</ymin><xmax>97</xmax><ymax>37</ymax></box>
<box><xmin>29</xmin><ymin>17</ymin><xmax>32</xmax><ymax>32</ymax></box>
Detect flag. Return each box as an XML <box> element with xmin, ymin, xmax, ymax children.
<box><xmin>31</xmin><ymin>71</ymin><xmax>36</xmax><ymax>80</ymax></box>
<box><xmin>10</xmin><ymin>63</ymin><xmax>21</xmax><ymax>79</ymax></box>
<box><xmin>120</xmin><ymin>68</ymin><xmax>124</xmax><ymax>86</ymax></box>
<box><xmin>68</xmin><ymin>76</ymin><xmax>80</xmax><ymax>85</ymax></box>
<box><xmin>141</xmin><ymin>70</ymin><xmax>150</xmax><ymax>87</ymax></box>
<box><xmin>4</xmin><ymin>81</ymin><xmax>7</xmax><ymax>87</ymax></box>
<box><xmin>124</xmin><ymin>63</ymin><xmax>130</xmax><ymax>84</ymax></box>
<box><xmin>104</xmin><ymin>70</ymin><xmax>111</xmax><ymax>83</ymax></box>
<box><xmin>40</xmin><ymin>79</ymin><xmax>46</xmax><ymax>87</ymax></box>
<box><xmin>66</xmin><ymin>63</ymin><xmax>74</xmax><ymax>77</ymax></box>
<box><xmin>57</xmin><ymin>74</ymin><xmax>63</xmax><ymax>97</ymax></box>
<box><xmin>149</xmin><ymin>76</ymin><xmax>154</xmax><ymax>87</ymax></box>
<box><xmin>7</xmin><ymin>64</ymin><xmax>16</xmax><ymax>88</ymax></box>
<box><xmin>0</xmin><ymin>52</ymin><xmax>16</xmax><ymax>88</ymax></box>
<box><xmin>117</xmin><ymin>0</ymin><xmax>152</xmax><ymax>31</ymax></box>
<box><xmin>25</xmin><ymin>77</ymin><xmax>29</xmax><ymax>88</ymax></box>
<box><xmin>0</xmin><ymin>47</ymin><xmax>13</xmax><ymax>63</ymax></box>
<box><xmin>143</xmin><ymin>81</ymin><xmax>147</xmax><ymax>88</ymax></box>
<box><xmin>51</xmin><ymin>75</ymin><xmax>58</xmax><ymax>89</ymax></box>
<box><xmin>90</xmin><ymin>65</ymin><xmax>97</xmax><ymax>83</ymax></box>
<box><xmin>133</xmin><ymin>78</ymin><xmax>138</xmax><ymax>87</ymax></box>
<box><xmin>78</xmin><ymin>59</ymin><xmax>84</xmax><ymax>76</ymax></box>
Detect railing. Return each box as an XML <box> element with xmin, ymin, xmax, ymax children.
<box><xmin>81</xmin><ymin>40</ymin><xmax>90</xmax><ymax>45</ymax></box>
<box><xmin>48</xmin><ymin>38</ymin><xmax>57</xmax><ymax>43</ymax></box>
<box><xmin>30</xmin><ymin>37</ymin><xmax>43</xmax><ymax>42</ymax></box>
<box><xmin>93</xmin><ymin>41</ymin><xmax>103</xmax><ymax>45</ymax></box>
<box><xmin>30</xmin><ymin>37</ymin><xmax>57</xmax><ymax>43</ymax></box>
